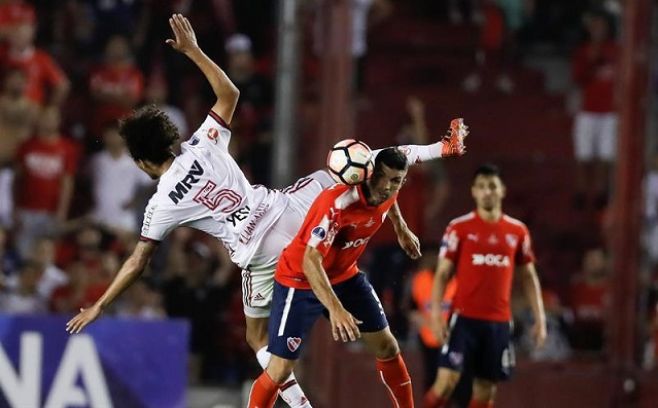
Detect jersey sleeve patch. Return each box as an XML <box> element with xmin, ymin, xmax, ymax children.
<box><xmin>186</xmin><ymin>111</ymin><xmax>232</xmax><ymax>153</ymax></box>
<box><xmin>308</xmin><ymin>216</ymin><xmax>330</xmax><ymax>248</ymax></box>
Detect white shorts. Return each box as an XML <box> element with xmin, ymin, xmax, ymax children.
<box><xmin>572</xmin><ymin>112</ymin><xmax>618</xmax><ymax>162</ymax></box>
<box><xmin>242</xmin><ymin>170</ymin><xmax>335</xmax><ymax>318</ymax></box>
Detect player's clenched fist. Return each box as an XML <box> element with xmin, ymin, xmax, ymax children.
<box><xmin>165</xmin><ymin>13</ymin><xmax>198</xmax><ymax>55</ymax></box>
<box><xmin>329</xmin><ymin>306</ymin><xmax>363</xmax><ymax>342</ymax></box>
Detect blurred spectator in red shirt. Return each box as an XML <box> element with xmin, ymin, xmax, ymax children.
<box><xmin>0</xmin><ymin>10</ymin><xmax>70</xmax><ymax>106</ymax></box>
<box><xmin>13</xmin><ymin>107</ymin><xmax>77</xmax><ymax>257</ymax></box>
<box><xmin>571</xmin><ymin>9</ymin><xmax>618</xmax><ymax>211</ymax></box>
<box><xmin>567</xmin><ymin>247</ymin><xmax>610</xmax><ymax>351</ymax></box>
<box><xmin>0</xmin><ymin>0</ymin><xmax>34</xmax><ymax>41</ymax></box>
<box><xmin>89</xmin><ymin>34</ymin><xmax>144</xmax><ymax>140</ymax></box>
<box><xmin>0</xmin><ymin>68</ymin><xmax>38</xmax><ymax>227</ymax></box>
<box><xmin>462</xmin><ymin>0</ymin><xmax>529</xmax><ymax>94</ymax></box>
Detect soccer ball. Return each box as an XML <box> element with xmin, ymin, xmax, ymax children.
<box><xmin>326</xmin><ymin>139</ymin><xmax>374</xmax><ymax>185</ymax></box>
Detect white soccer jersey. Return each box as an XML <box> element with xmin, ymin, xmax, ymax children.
<box><xmin>140</xmin><ymin>111</ymin><xmax>287</xmax><ymax>269</ymax></box>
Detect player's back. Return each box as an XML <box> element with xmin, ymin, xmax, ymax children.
<box><xmin>140</xmin><ymin>112</ymin><xmax>287</xmax><ymax>268</ymax></box>
<box><xmin>440</xmin><ymin>212</ymin><xmax>534</xmax><ymax>322</ymax></box>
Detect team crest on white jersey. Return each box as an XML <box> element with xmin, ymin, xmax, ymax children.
<box><xmin>207</xmin><ymin>127</ymin><xmax>219</xmax><ymax>143</ymax></box>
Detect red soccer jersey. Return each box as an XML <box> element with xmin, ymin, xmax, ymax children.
<box><xmin>275</xmin><ymin>184</ymin><xmax>397</xmax><ymax>290</ymax></box>
<box><xmin>572</xmin><ymin>41</ymin><xmax>618</xmax><ymax>113</ymax></box>
<box><xmin>440</xmin><ymin>211</ymin><xmax>535</xmax><ymax>322</ymax></box>
<box><xmin>0</xmin><ymin>47</ymin><xmax>67</xmax><ymax>105</ymax></box>
<box><xmin>89</xmin><ymin>64</ymin><xmax>144</xmax><ymax>129</ymax></box>
<box><xmin>16</xmin><ymin>137</ymin><xmax>77</xmax><ymax>213</ymax></box>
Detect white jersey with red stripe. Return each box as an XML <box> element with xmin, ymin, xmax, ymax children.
<box><xmin>140</xmin><ymin>110</ymin><xmax>287</xmax><ymax>269</ymax></box>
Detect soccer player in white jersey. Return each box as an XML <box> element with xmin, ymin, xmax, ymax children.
<box><xmin>66</xmin><ymin>14</ymin><xmax>468</xmax><ymax>407</ymax></box>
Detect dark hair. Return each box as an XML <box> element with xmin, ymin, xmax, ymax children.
<box><xmin>119</xmin><ymin>106</ymin><xmax>179</xmax><ymax>164</ymax></box>
<box><xmin>374</xmin><ymin>147</ymin><xmax>408</xmax><ymax>175</ymax></box>
<box><xmin>473</xmin><ymin>163</ymin><xmax>502</xmax><ymax>180</ymax></box>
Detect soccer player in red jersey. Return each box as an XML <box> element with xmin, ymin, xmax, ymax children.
<box><xmin>423</xmin><ymin>164</ymin><xmax>547</xmax><ymax>408</ymax></box>
<box><xmin>248</xmin><ymin>148</ymin><xmax>420</xmax><ymax>408</ymax></box>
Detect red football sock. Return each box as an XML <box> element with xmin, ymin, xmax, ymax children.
<box><xmin>423</xmin><ymin>388</ymin><xmax>449</xmax><ymax>408</ymax></box>
<box><xmin>468</xmin><ymin>400</ymin><xmax>493</xmax><ymax>408</ymax></box>
<box><xmin>376</xmin><ymin>353</ymin><xmax>414</xmax><ymax>408</ymax></box>
<box><xmin>248</xmin><ymin>371</ymin><xmax>279</xmax><ymax>408</ymax></box>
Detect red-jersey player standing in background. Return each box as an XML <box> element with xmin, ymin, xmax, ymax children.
<box><xmin>424</xmin><ymin>164</ymin><xmax>547</xmax><ymax>408</ymax></box>
<box><xmin>248</xmin><ymin>147</ymin><xmax>421</xmax><ymax>408</ymax></box>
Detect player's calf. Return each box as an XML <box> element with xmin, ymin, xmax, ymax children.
<box><xmin>471</xmin><ymin>379</ymin><xmax>496</xmax><ymax>407</ymax></box>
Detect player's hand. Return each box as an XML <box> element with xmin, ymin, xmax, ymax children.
<box><xmin>66</xmin><ymin>304</ymin><xmax>103</xmax><ymax>334</ymax></box>
<box><xmin>430</xmin><ymin>309</ymin><xmax>448</xmax><ymax>342</ymax></box>
<box><xmin>329</xmin><ymin>306</ymin><xmax>362</xmax><ymax>342</ymax></box>
<box><xmin>531</xmin><ymin>320</ymin><xmax>547</xmax><ymax>349</ymax></box>
<box><xmin>440</xmin><ymin>118</ymin><xmax>468</xmax><ymax>157</ymax></box>
<box><xmin>165</xmin><ymin>14</ymin><xmax>198</xmax><ymax>55</ymax></box>
<box><xmin>396</xmin><ymin>226</ymin><xmax>421</xmax><ymax>260</ymax></box>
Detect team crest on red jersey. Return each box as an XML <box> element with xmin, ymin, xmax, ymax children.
<box><xmin>505</xmin><ymin>234</ymin><xmax>518</xmax><ymax>248</ymax></box>
<box><xmin>287</xmin><ymin>337</ymin><xmax>302</xmax><ymax>352</ymax></box>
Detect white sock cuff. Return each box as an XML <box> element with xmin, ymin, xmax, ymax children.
<box><xmin>256</xmin><ymin>346</ymin><xmax>271</xmax><ymax>369</ymax></box>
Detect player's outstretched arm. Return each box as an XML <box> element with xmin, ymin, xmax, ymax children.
<box><xmin>166</xmin><ymin>14</ymin><xmax>239</xmax><ymax>124</ymax></box>
<box><xmin>517</xmin><ymin>263</ymin><xmax>547</xmax><ymax>348</ymax></box>
<box><xmin>430</xmin><ymin>257</ymin><xmax>454</xmax><ymax>341</ymax></box>
<box><xmin>65</xmin><ymin>240</ymin><xmax>157</xmax><ymax>334</ymax></box>
<box><xmin>387</xmin><ymin>201</ymin><xmax>421</xmax><ymax>259</ymax></box>
<box><xmin>302</xmin><ymin>246</ymin><xmax>362</xmax><ymax>342</ymax></box>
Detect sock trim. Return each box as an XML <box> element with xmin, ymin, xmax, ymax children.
<box><xmin>376</xmin><ymin>353</ymin><xmax>402</xmax><ymax>363</ymax></box>
<box><xmin>379</xmin><ymin>370</ymin><xmax>400</xmax><ymax>408</ymax></box>
<box><xmin>280</xmin><ymin>379</ymin><xmax>298</xmax><ymax>392</ymax></box>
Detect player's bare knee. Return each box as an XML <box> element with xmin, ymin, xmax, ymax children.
<box><xmin>373</xmin><ymin>332</ymin><xmax>400</xmax><ymax>360</ymax></box>
<box><xmin>266</xmin><ymin>356</ymin><xmax>296</xmax><ymax>384</ymax></box>
<box><xmin>433</xmin><ymin>369</ymin><xmax>460</xmax><ymax>397</ymax></box>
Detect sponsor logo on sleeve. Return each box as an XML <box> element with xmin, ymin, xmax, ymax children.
<box><xmin>311</xmin><ymin>226</ymin><xmax>326</xmax><ymax>240</ymax></box>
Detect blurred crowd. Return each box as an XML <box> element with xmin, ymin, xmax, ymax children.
<box><xmin>0</xmin><ymin>0</ymin><xmax>656</xmax><ymax>388</ymax></box>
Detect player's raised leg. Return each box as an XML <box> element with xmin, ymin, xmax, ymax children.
<box><xmin>372</xmin><ymin>117</ymin><xmax>468</xmax><ymax>164</ymax></box>
<box><xmin>361</xmin><ymin>327</ymin><xmax>414</xmax><ymax>408</ymax></box>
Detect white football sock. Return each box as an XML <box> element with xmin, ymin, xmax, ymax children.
<box><xmin>373</xmin><ymin>141</ymin><xmax>444</xmax><ymax>164</ymax></box>
<box><xmin>256</xmin><ymin>346</ymin><xmax>313</xmax><ymax>408</ymax></box>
